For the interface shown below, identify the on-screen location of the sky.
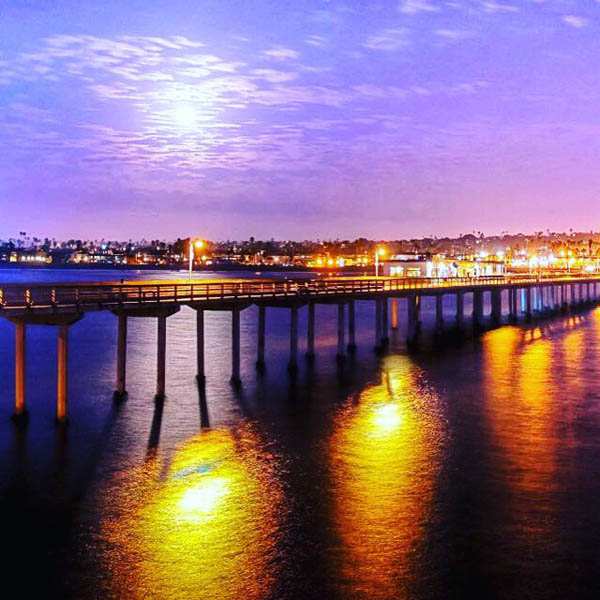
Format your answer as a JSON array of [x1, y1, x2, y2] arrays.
[[1, 0, 600, 241]]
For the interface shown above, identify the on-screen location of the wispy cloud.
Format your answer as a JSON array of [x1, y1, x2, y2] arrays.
[[305, 35, 327, 48], [364, 28, 410, 51], [481, 1, 519, 13], [262, 47, 300, 60], [435, 29, 473, 41], [251, 68, 298, 83], [562, 15, 588, 28], [398, 0, 439, 15]]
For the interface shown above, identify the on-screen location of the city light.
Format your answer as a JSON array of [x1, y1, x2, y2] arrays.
[[5, 233, 600, 277]]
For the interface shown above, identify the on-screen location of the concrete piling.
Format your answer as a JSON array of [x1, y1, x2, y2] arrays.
[[56, 324, 69, 423], [256, 305, 266, 371]]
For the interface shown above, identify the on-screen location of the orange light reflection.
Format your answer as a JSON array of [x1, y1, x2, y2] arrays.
[[329, 356, 444, 599]]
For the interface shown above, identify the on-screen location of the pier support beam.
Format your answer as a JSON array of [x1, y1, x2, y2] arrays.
[[306, 303, 315, 360], [347, 300, 356, 353], [156, 315, 167, 399], [196, 309, 205, 382], [231, 307, 241, 385], [381, 298, 389, 345], [391, 298, 399, 330], [560, 284, 567, 311], [435, 294, 444, 332], [525, 287, 532, 322], [491, 289, 502, 325], [337, 303, 346, 361], [473, 290, 484, 329], [456, 292, 464, 330], [13, 321, 27, 422], [407, 295, 420, 347], [374, 298, 383, 351], [288, 305, 299, 374], [56, 324, 69, 423], [508, 288, 517, 322], [256, 306, 266, 371], [114, 314, 128, 400]]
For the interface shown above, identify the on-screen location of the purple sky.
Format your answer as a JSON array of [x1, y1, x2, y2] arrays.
[[1, 0, 600, 240]]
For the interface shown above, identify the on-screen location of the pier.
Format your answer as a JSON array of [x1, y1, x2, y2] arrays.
[[1, 274, 600, 423]]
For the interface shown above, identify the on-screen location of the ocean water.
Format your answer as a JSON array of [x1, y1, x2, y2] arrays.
[[1, 268, 600, 599]]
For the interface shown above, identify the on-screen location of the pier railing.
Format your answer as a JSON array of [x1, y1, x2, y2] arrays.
[[1, 273, 600, 313]]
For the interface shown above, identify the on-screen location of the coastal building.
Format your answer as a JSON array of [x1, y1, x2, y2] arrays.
[[382, 254, 505, 278]]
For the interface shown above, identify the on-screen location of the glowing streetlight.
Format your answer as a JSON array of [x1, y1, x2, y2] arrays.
[[375, 247, 386, 277], [189, 239, 205, 280]]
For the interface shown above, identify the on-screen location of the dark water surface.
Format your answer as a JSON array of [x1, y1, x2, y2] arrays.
[[2, 268, 600, 599]]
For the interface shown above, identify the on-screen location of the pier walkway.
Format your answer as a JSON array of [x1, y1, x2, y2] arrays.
[[2, 273, 600, 423]]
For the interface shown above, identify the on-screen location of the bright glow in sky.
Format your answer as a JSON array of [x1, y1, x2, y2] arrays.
[[1, 0, 600, 239]]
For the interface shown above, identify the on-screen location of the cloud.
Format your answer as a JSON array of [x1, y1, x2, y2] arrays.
[[562, 15, 588, 28], [398, 0, 439, 15], [262, 47, 300, 60], [364, 28, 410, 51], [435, 29, 473, 41], [481, 2, 519, 13], [251, 68, 298, 83], [305, 35, 327, 48], [0, 25, 493, 212]]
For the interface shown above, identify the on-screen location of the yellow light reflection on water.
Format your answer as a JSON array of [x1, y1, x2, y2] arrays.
[[329, 356, 444, 599], [371, 402, 403, 434], [100, 425, 282, 600], [482, 326, 559, 542], [177, 476, 230, 522]]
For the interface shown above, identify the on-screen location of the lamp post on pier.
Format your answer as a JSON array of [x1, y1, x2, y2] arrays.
[[188, 239, 205, 280], [375, 247, 386, 278]]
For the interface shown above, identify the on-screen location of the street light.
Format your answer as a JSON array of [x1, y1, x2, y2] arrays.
[[375, 247, 385, 277], [189, 239, 205, 280]]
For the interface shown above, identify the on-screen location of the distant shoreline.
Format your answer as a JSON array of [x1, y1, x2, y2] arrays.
[[0, 262, 370, 275]]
